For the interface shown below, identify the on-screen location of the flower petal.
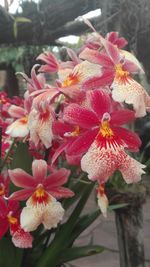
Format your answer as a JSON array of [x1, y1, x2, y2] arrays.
[[47, 187, 74, 199], [8, 105, 25, 118], [44, 168, 70, 188], [81, 141, 118, 182], [66, 129, 98, 156], [82, 71, 114, 91], [8, 169, 36, 188], [103, 40, 120, 64], [42, 200, 64, 229], [20, 206, 42, 232], [32, 160, 47, 183], [110, 109, 135, 125], [9, 189, 34, 201], [63, 104, 99, 128], [0, 197, 7, 217], [0, 219, 9, 238], [111, 78, 150, 117], [79, 48, 113, 67], [113, 127, 141, 152], [6, 119, 29, 138], [51, 142, 70, 165], [52, 121, 73, 137], [119, 155, 145, 183], [12, 227, 33, 248], [87, 90, 111, 118]]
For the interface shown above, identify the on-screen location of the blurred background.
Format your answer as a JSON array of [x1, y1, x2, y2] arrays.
[[0, 0, 150, 96]]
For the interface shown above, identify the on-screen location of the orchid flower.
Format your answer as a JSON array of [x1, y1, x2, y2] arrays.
[[79, 40, 149, 117], [0, 198, 33, 248], [28, 101, 55, 148], [6, 104, 29, 138], [63, 90, 145, 183], [8, 159, 74, 232]]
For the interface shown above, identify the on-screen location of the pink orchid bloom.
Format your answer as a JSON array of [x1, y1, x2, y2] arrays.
[[52, 120, 85, 165], [106, 31, 128, 48], [8, 159, 74, 232], [63, 90, 145, 183], [0, 198, 33, 248], [37, 48, 80, 74], [6, 104, 29, 138], [80, 40, 150, 117], [57, 60, 102, 100], [37, 51, 59, 73], [28, 102, 55, 148]]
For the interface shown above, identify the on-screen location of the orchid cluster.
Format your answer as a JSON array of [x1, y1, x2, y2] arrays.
[[0, 28, 149, 252]]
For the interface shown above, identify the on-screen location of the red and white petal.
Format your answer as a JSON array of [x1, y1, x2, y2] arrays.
[[87, 89, 111, 118], [82, 71, 114, 91], [28, 109, 54, 148], [32, 160, 47, 183], [113, 127, 141, 152], [42, 199, 64, 229], [8, 169, 36, 188], [103, 40, 121, 64], [6, 119, 29, 138], [111, 78, 150, 117], [8, 105, 25, 118], [63, 104, 99, 129], [12, 227, 33, 248], [97, 192, 109, 218], [81, 141, 119, 182], [120, 50, 144, 74], [119, 153, 145, 183], [79, 48, 113, 67], [73, 60, 102, 82]]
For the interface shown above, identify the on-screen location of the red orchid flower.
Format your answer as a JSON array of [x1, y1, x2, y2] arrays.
[[80, 40, 150, 117], [63, 89, 145, 183], [0, 198, 33, 248], [8, 159, 74, 232]]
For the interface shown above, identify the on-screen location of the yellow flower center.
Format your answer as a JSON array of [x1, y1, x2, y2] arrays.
[[35, 186, 45, 198], [71, 125, 80, 136], [0, 183, 5, 196], [62, 73, 80, 87], [7, 214, 18, 224], [115, 64, 129, 81], [32, 185, 50, 204], [20, 116, 28, 124], [100, 120, 113, 138]]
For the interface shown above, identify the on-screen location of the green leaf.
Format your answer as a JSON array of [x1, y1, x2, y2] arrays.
[[67, 209, 100, 246], [13, 21, 18, 39], [13, 17, 32, 38], [0, 238, 23, 267], [36, 182, 95, 267], [11, 142, 33, 173], [15, 17, 32, 23], [108, 203, 128, 211], [58, 245, 105, 264]]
